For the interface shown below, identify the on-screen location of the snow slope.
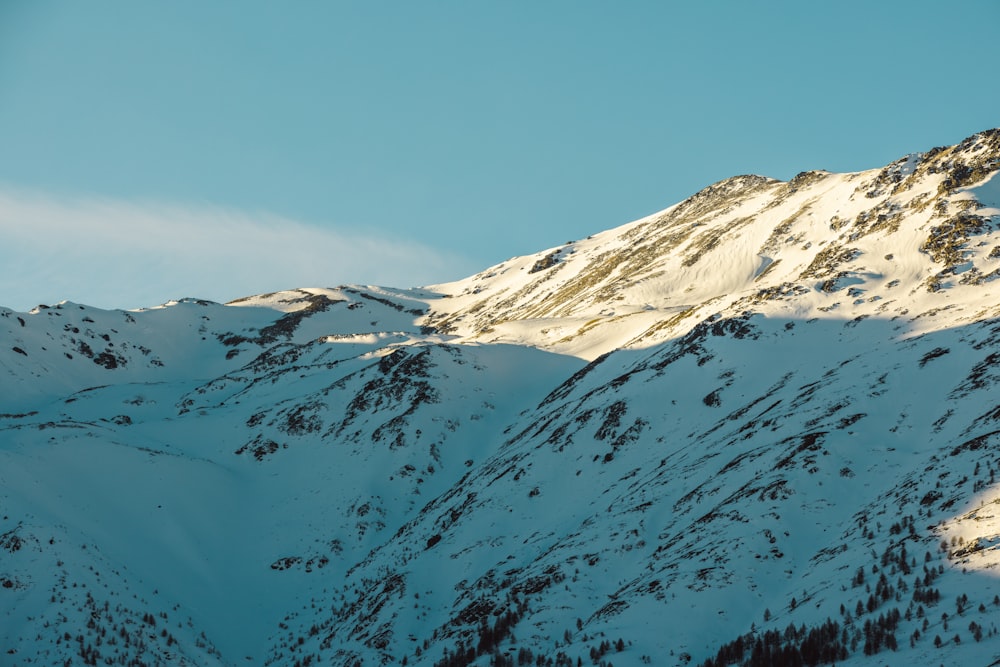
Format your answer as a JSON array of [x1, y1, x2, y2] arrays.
[[3, 129, 1000, 666]]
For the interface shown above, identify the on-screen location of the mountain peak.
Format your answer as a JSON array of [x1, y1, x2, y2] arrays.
[[677, 172, 783, 205], [420, 129, 1000, 360]]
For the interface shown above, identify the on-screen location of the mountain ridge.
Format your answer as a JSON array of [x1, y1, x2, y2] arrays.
[[3, 129, 1000, 666]]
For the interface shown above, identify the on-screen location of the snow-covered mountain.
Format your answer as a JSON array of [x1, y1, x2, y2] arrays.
[[3, 129, 1000, 667]]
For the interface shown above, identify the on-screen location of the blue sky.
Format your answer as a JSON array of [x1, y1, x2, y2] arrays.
[[1, 1, 998, 311]]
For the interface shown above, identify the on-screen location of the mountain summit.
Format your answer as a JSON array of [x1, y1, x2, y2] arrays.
[[3, 130, 1000, 666]]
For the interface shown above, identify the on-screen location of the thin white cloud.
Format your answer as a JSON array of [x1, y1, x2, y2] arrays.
[[0, 187, 478, 312]]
